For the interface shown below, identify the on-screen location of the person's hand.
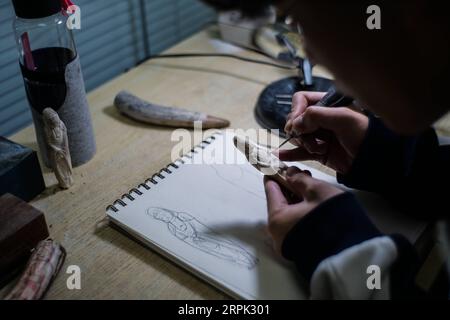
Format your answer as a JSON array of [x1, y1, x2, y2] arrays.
[[282, 91, 369, 174], [264, 167, 344, 254]]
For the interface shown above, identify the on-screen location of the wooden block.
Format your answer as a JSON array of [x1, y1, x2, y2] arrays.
[[0, 194, 49, 287]]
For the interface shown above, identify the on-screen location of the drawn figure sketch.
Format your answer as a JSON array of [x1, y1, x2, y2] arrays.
[[147, 207, 259, 269], [42, 108, 73, 189]]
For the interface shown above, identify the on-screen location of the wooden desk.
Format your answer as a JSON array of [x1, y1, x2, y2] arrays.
[[4, 28, 450, 300]]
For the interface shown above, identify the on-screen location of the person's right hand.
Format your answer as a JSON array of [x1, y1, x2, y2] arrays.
[[281, 91, 369, 174]]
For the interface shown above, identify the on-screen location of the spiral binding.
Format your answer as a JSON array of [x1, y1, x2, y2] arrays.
[[106, 133, 220, 213]]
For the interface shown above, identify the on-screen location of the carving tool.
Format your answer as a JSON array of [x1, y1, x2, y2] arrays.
[[278, 86, 354, 148]]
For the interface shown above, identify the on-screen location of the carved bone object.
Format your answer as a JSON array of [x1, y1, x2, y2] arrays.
[[233, 135, 294, 192], [6, 240, 66, 300], [114, 91, 230, 129], [42, 108, 74, 189]]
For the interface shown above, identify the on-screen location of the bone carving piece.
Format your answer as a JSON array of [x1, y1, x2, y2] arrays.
[[233, 136, 293, 192], [43, 108, 74, 189], [114, 91, 230, 129], [6, 240, 66, 300]]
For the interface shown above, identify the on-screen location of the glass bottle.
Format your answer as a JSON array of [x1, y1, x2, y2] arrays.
[[12, 0, 96, 167]]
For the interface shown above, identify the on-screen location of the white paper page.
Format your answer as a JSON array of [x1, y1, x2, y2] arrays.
[[107, 131, 426, 300]]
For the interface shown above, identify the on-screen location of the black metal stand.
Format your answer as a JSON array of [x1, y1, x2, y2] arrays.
[[255, 76, 334, 137]]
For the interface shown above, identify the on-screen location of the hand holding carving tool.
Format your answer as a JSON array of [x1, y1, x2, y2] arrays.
[[278, 86, 354, 149]]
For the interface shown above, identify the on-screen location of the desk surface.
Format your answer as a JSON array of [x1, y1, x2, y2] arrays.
[[5, 28, 450, 300]]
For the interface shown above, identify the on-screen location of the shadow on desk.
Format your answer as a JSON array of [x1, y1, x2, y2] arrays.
[[94, 220, 228, 299], [34, 184, 66, 201]]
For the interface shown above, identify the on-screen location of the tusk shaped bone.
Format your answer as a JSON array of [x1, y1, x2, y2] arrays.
[[114, 91, 230, 129]]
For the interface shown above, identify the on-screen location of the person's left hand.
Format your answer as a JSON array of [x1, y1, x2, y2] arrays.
[[264, 167, 344, 254]]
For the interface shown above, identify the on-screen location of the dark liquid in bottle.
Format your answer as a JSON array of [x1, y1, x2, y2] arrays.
[[20, 47, 76, 114]]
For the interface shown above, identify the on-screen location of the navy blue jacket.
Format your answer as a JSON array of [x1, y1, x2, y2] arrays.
[[282, 114, 450, 299]]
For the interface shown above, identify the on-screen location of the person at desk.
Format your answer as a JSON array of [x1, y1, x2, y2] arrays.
[[262, 0, 450, 299]]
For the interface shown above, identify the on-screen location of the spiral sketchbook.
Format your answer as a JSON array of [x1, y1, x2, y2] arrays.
[[106, 131, 426, 300]]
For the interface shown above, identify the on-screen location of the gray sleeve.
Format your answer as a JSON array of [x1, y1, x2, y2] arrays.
[[310, 236, 397, 300]]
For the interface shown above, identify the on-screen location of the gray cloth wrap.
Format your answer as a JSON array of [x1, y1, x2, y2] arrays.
[[31, 55, 96, 168]]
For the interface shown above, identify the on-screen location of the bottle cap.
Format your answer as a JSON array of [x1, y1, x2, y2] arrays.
[[12, 0, 62, 19]]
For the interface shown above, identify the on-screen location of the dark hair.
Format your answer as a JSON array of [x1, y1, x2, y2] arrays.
[[201, 0, 273, 17]]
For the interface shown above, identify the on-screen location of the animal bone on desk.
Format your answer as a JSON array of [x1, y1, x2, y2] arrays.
[[233, 136, 294, 192], [6, 240, 66, 300], [114, 91, 230, 129], [42, 108, 74, 189]]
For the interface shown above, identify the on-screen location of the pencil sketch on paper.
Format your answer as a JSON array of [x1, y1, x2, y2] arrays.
[[210, 165, 265, 200], [146, 207, 259, 269]]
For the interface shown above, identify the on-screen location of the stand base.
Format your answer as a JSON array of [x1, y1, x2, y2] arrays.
[[255, 76, 333, 137]]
